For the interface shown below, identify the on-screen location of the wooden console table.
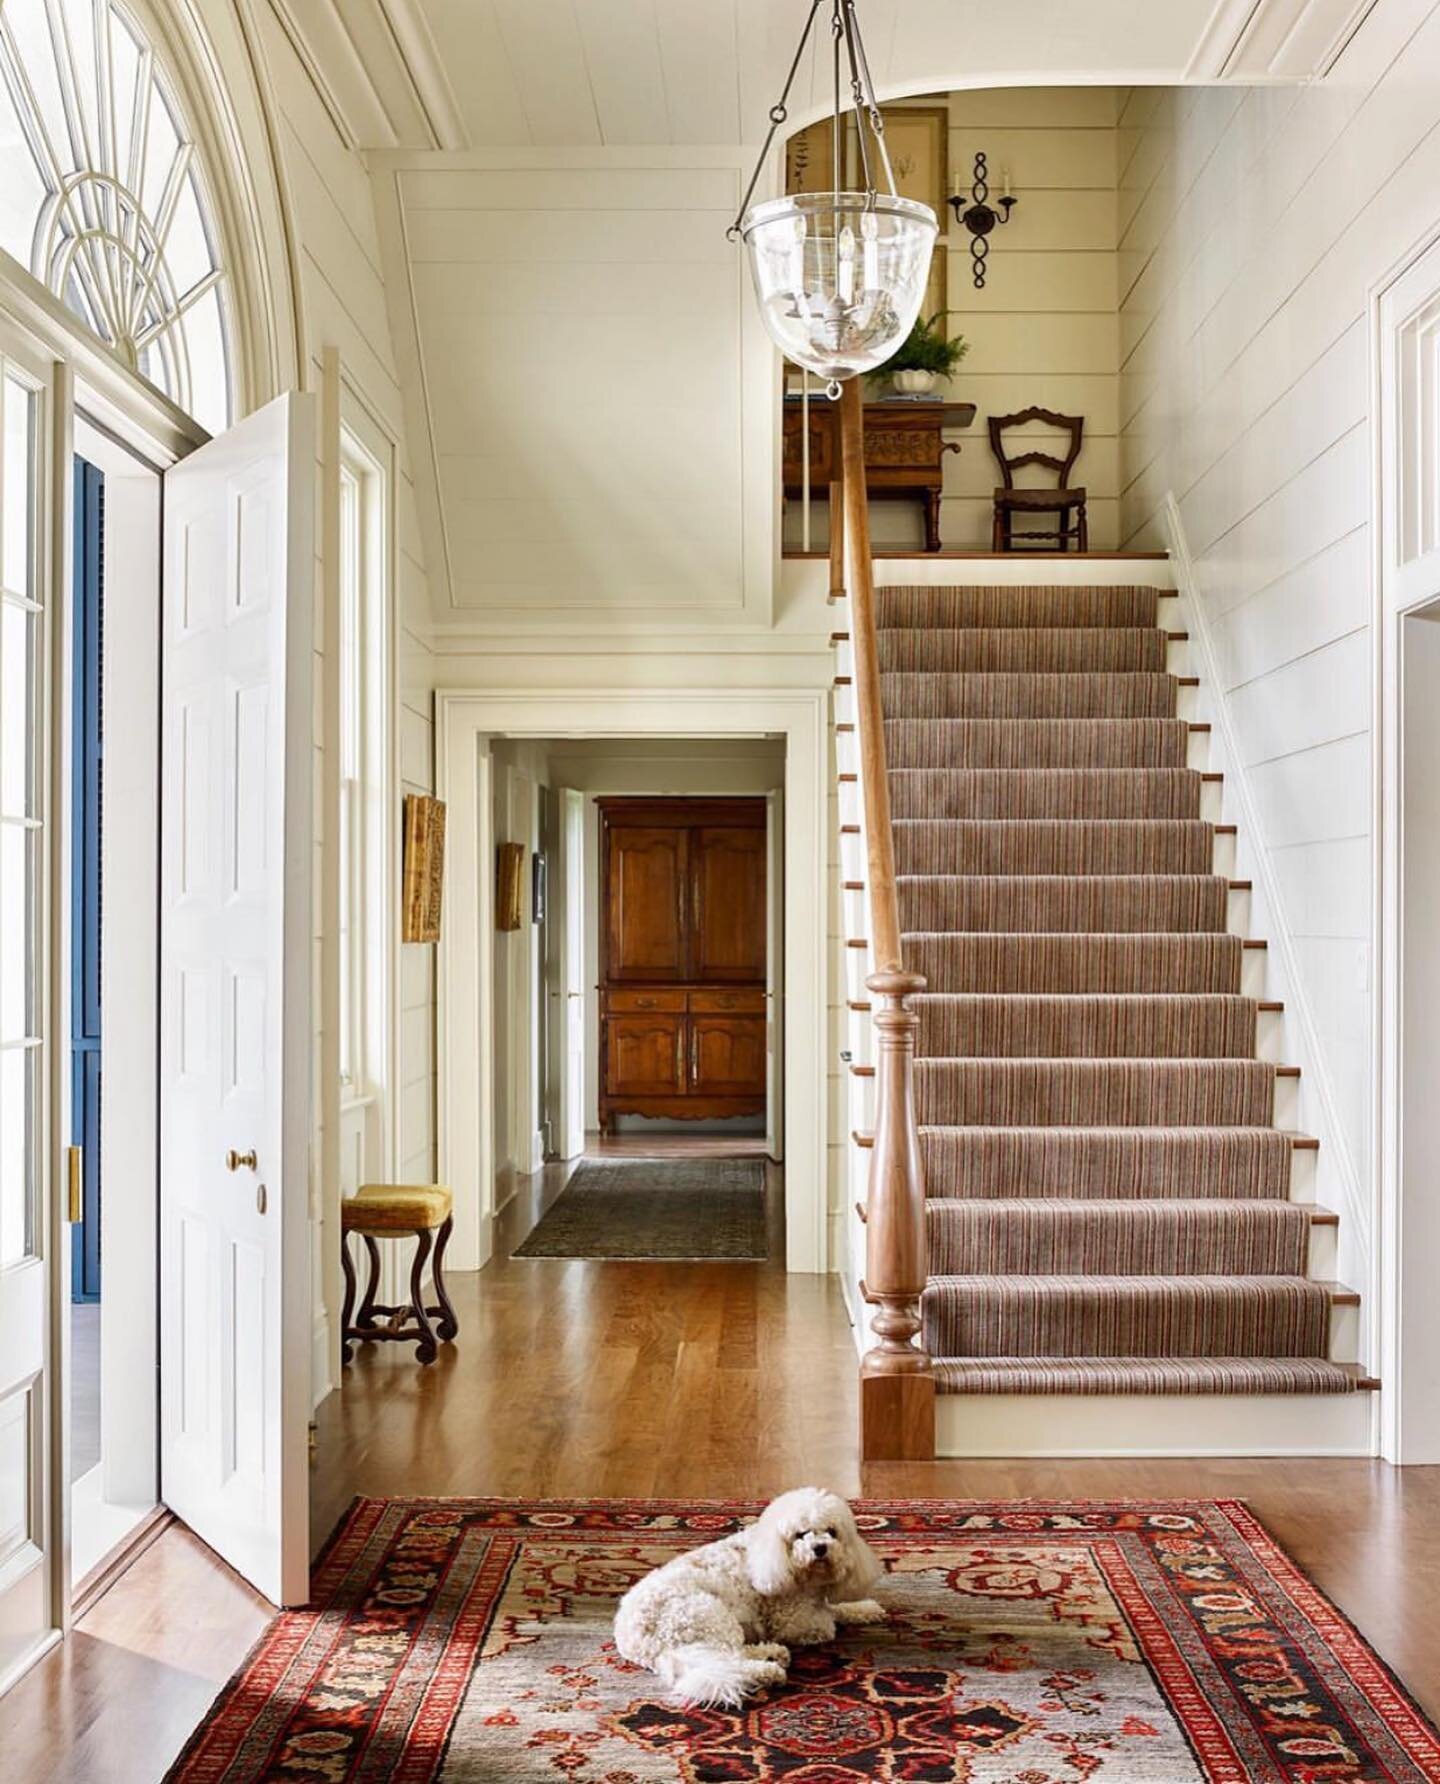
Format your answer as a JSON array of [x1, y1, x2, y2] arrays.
[[783, 395, 977, 552]]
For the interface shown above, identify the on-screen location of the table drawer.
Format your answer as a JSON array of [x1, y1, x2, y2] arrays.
[[689, 989, 766, 1014], [606, 988, 687, 1013]]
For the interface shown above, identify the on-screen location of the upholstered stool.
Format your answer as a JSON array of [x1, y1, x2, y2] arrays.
[[341, 1184, 459, 1365]]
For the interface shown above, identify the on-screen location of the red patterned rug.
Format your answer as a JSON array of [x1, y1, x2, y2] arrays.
[[166, 1497, 1440, 1782]]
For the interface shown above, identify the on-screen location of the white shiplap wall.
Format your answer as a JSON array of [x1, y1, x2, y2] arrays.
[[792, 87, 1122, 553], [253, 4, 441, 1394], [1117, 0, 1440, 1235]]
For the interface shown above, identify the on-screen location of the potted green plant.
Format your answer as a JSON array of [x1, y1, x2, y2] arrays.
[[884, 313, 969, 396]]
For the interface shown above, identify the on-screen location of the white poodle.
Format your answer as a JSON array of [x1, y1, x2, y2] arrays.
[[613, 1486, 886, 1707]]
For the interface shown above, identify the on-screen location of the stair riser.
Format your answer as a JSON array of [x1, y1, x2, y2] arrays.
[[875, 585, 1162, 629], [884, 718, 1193, 770], [881, 672, 1179, 720], [893, 820, 1215, 877], [886, 768, 1204, 821], [921, 1281, 1332, 1359], [896, 876, 1230, 934], [915, 996, 1258, 1060], [926, 1207, 1310, 1276], [902, 936, 1244, 996], [877, 629, 1168, 673], [934, 1392, 1373, 1458], [918, 1129, 1295, 1199], [913, 1061, 1276, 1127]]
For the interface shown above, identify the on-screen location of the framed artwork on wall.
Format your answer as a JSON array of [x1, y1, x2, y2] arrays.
[[496, 841, 525, 932], [402, 794, 446, 943], [784, 102, 949, 328]]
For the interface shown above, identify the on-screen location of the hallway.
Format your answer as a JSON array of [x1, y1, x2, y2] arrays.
[[6, 1156, 1440, 1780]]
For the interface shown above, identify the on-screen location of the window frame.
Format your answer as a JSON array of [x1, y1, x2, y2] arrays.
[[335, 400, 394, 1153], [0, 0, 236, 435]]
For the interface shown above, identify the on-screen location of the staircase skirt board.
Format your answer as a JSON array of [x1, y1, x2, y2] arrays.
[[848, 583, 1366, 1423]]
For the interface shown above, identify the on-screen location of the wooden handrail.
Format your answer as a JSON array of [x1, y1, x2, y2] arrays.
[[838, 377, 934, 1462]]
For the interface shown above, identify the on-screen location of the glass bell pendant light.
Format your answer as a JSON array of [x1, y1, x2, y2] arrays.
[[729, 0, 938, 397]]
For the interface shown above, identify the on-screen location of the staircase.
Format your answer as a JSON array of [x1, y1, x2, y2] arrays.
[[835, 571, 1377, 1458]]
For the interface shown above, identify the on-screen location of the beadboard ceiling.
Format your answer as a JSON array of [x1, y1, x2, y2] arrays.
[[407, 0, 1220, 148]]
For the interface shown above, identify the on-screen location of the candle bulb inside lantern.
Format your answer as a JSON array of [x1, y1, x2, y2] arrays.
[[837, 224, 856, 304], [861, 211, 879, 292]]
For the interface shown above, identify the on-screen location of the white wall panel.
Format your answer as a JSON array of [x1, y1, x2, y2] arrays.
[[1119, 0, 1440, 1246]]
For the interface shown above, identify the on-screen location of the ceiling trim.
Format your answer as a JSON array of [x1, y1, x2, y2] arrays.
[[1186, 0, 1381, 78], [263, 0, 467, 150]]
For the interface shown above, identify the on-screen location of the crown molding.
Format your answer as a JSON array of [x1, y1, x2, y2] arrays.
[[265, 0, 466, 150], [1187, 0, 1380, 78]]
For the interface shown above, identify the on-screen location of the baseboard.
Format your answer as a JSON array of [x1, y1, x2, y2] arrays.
[[1161, 491, 1374, 1350], [937, 1390, 1376, 1458], [71, 1504, 174, 1622], [311, 1311, 332, 1411]]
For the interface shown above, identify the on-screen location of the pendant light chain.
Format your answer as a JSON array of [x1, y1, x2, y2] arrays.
[[732, 0, 938, 388], [727, 0, 825, 240]]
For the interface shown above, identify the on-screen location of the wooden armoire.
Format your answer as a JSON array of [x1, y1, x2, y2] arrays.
[[598, 798, 768, 1131]]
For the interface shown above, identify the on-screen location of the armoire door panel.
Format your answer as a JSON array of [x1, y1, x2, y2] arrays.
[[690, 1016, 767, 1097], [606, 827, 688, 982], [606, 1014, 686, 1097], [690, 827, 767, 982]]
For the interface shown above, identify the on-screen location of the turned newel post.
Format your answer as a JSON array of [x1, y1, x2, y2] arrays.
[[864, 969, 929, 1358], [838, 378, 936, 1462], [861, 968, 934, 1458]]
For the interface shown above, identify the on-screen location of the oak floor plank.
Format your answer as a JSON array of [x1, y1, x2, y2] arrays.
[[5, 1149, 1439, 1780]]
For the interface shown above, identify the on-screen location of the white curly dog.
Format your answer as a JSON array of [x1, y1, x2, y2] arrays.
[[613, 1486, 886, 1707]]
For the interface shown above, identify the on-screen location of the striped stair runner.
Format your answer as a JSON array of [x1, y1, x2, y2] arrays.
[[868, 583, 1366, 1398]]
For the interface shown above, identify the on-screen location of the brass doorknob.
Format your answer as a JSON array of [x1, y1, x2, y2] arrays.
[[226, 1149, 258, 1172]]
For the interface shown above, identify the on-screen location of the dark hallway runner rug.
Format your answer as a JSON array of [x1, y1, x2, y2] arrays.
[[165, 1496, 1440, 1781], [513, 1157, 767, 1259]]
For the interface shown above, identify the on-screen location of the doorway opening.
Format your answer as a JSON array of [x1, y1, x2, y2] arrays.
[[485, 739, 786, 1261], [66, 414, 162, 1589]]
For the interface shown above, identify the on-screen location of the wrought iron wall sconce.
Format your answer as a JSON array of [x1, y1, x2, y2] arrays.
[[948, 152, 1017, 289]]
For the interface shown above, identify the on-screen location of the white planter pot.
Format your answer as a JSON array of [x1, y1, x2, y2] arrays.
[[892, 369, 938, 396]]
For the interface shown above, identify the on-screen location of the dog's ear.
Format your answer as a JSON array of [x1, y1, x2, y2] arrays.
[[833, 1507, 884, 1598], [745, 1509, 795, 1597]]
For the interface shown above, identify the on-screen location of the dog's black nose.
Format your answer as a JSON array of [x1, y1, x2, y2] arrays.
[[813, 1542, 829, 1557]]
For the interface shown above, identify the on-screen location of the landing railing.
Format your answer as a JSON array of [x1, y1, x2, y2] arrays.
[[837, 378, 934, 1460]]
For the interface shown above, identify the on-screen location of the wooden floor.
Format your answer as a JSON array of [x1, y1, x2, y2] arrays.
[[7, 1151, 1440, 1780]]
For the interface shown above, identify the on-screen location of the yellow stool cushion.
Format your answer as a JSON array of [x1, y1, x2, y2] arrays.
[[343, 1184, 453, 1234]]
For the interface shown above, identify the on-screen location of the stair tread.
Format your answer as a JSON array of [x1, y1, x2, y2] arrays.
[[931, 1356, 1374, 1395]]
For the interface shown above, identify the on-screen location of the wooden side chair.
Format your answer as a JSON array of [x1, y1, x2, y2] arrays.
[[989, 407, 1088, 552], [341, 1184, 459, 1366]]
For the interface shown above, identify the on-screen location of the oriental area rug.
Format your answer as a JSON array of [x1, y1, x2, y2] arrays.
[[165, 1497, 1440, 1783]]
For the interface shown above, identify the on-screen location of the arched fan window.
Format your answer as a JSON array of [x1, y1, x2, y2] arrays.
[[0, 0, 232, 433]]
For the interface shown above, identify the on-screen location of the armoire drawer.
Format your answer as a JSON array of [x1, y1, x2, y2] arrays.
[[688, 989, 766, 1014], [606, 988, 687, 1013]]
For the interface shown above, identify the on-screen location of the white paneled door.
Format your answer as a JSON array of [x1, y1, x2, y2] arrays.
[[0, 346, 55, 1692], [159, 394, 315, 1608]]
